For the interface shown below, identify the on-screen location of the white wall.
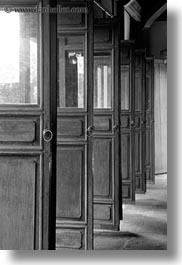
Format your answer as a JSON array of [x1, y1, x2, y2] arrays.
[[154, 60, 167, 174]]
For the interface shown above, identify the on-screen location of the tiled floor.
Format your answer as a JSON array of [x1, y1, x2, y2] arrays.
[[94, 175, 167, 250]]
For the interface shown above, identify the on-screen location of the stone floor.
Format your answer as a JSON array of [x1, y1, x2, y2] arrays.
[[94, 174, 167, 250]]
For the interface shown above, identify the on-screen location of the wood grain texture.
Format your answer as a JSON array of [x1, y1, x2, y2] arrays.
[[57, 116, 85, 139], [121, 133, 130, 180], [134, 50, 146, 194], [56, 1, 94, 250], [94, 116, 112, 132], [56, 146, 84, 220], [122, 184, 131, 199], [93, 138, 112, 198], [120, 42, 135, 202], [0, 119, 37, 143], [56, 229, 84, 249], [135, 131, 141, 173], [94, 204, 111, 221], [145, 58, 155, 183], [0, 157, 36, 250]]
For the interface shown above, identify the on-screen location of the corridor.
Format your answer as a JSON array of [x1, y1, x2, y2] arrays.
[[94, 175, 167, 250]]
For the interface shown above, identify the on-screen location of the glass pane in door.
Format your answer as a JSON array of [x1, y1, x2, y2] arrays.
[[0, 12, 39, 104], [121, 65, 130, 110], [58, 36, 85, 108], [94, 52, 112, 109]]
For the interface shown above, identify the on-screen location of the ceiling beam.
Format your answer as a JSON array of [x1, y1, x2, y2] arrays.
[[143, 3, 167, 29], [94, 0, 114, 18], [124, 0, 141, 22]]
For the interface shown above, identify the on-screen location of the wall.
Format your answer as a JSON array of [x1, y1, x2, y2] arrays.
[[147, 20, 167, 174], [154, 60, 167, 174], [148, 21, 167, 59]]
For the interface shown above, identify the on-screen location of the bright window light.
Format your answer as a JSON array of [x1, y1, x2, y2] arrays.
[[0, 12, 20, 83]]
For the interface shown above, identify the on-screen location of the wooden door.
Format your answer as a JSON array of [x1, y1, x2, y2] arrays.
[[93, 24, 120, 230], [146, 57, 155, 183], [0, 0, 56, 250], [56, 1, 94, 250], [134, 50, 146, 193], [120, 41, 135, 202]]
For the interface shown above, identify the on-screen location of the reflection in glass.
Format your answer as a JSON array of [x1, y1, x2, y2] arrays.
[[58, 36, 84, 108], [94, 53, 112, 109], [121, 65, 130, 110], [0, 12, 38, 104]]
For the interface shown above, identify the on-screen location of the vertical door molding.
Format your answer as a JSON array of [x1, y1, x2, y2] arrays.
[[120, 41, 135, 202], [134, 49, 146, 194], [145, 57, 155, 183]]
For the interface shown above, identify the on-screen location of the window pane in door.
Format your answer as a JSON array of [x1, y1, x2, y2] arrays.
[[94, 53, 112, 109], [58, 36, 85, 108], [121, 65, 130, 110], [0, 12, 39, 104]]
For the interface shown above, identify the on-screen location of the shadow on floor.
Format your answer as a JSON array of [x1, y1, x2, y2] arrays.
[[94, 175, 167, 250]]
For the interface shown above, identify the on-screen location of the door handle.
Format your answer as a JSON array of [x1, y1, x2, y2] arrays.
[[113, 124, 119, 133], [130, 120, 135, 127], [43, 128, 53, 142], [86, 126, 95, 137], [141, 120, 146, 126]]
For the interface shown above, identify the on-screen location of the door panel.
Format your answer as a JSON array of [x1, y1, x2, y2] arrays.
[[56, 1, 93, 250], [135, 131, 142, 174], [0, 1, 56, 250], [0, 115, 40, 146], [120, 41, 135, 202], [57, 115, 86, 140], [134, 50, 146, 193], [0, 155, 39, 249], [94, 204, 113, 222], [56, 145, 85, 220], [146, 58, 155, 183], [56, 228, 86, 250], [93, 25, 120, 230], [94, 138, 113, 198]]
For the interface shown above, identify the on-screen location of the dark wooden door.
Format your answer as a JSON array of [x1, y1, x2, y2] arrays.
[[0, 1, 56, 250], [134, 50, 146, 193], [93, 25, 120, 230], [56, 1, 94, 250], [146, 58, 155, 183], [120, 41, 135, 202]]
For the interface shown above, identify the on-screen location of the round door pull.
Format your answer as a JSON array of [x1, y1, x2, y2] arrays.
[[130, 120, 135, 126], [43, 129, 53, 142], [86, 126, 94, 137]]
